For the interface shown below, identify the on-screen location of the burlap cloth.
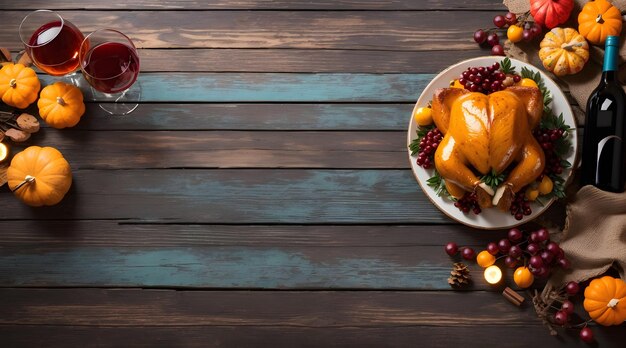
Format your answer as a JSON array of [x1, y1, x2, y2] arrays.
[[502, 0, 626, 332]]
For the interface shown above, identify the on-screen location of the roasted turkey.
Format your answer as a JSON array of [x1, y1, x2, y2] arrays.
[[431, 86, 545, 210]]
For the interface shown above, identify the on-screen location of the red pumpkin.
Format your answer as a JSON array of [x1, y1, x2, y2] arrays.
[[531, 0, 574, 29]]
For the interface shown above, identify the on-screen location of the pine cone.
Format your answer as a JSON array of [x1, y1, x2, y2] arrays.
[[448, 262, 471, 288]]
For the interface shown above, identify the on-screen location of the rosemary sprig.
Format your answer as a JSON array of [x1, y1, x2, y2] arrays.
[[481, 169, 507, 190], [427, 171, 450, 198], [500, 57, 515, 74]]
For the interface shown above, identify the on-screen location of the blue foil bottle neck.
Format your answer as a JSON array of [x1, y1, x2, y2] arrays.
[[603, 36, 619, 72]]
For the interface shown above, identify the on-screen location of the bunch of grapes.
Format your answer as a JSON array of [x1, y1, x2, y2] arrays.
[[453, 191, 481, 215], [534, 128, 566, 177], [491, 227, 571, 276], [551, 281, 595, 343], [458, 62, 521, 94], [509, 191, 532, 220], [416, 127, 442, 169], [473, 11, 542, 56]]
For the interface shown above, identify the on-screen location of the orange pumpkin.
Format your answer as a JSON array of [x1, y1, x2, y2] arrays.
[[578, 0, 622, 45], [539, 27, 589, 76], [0, 63, 41, 109], [584, 276, 626, 326], [7, 146, 72, 207], [37, 81, 85, 129]]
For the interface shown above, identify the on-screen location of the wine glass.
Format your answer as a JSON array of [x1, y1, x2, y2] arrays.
[[19, 10, 84, 77], [79, 29, 141, 115]]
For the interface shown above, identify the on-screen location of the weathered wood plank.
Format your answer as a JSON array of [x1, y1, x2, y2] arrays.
[[4, 325, 618, 348], [15, 130, 406, 169], [73, 104, 412, 131], [0, 289, 547, 326], [0, 0, 507, 10], [137, 49, 483, 73], [2, 289, 620, 348], [0, 11, 492, 50], [0, 221, 527, 289], [0, 170, 445, 223], [41, 73, 432, 103], [0, 245, 493, 289], [0, 221, 500, 247]]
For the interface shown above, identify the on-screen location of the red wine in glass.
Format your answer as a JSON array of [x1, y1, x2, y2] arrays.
[[82, 42, 140, 93], [26, 19, 84, 76]]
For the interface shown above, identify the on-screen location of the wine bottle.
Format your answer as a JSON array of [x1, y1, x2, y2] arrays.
[[581, 36, 626, 192]]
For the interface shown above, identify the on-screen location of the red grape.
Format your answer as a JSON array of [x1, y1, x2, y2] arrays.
[[529, 255, 544, 268], [530, 23, 542, 38], [505, 256, 518, 268], [566, 281, 580, 295], [522, 29, 532, 42], [540, 250, 554, 265], [487, 33, 499, 47], [493, 15, 506, 28], [561, 300, 574, 315], [487, 242, 499, 255], [445, 242, 459, 256], [530, 231, 539, 243], [498, 238, 511, 253], [554, 310, 568, 325], [504, 12, 517, 25], [509, 245, 522, 258], [462, 247, 476, 260], [491, 44, 505, 56], [579, 327, 594, 343], [527, 243, 540, 255], [546, 242, 560, 255], [508, 228, 523, 242], [558, 257, 571, 270], [536, 228, 549, 242], [474, 29, 487, 44]]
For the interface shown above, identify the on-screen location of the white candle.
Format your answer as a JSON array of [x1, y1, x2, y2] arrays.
[[0, 143, 8, 163], [484, 265, 502, 284]]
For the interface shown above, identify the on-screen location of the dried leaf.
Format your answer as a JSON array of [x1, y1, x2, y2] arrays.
[[0, 47, 11, 63], [5, 128, 30, 142], [16, 113, 40, 133]]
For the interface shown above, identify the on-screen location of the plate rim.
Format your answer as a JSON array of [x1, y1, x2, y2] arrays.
[[407, 56, 578, 230]]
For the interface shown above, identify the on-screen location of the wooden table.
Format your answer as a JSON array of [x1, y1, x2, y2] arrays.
[[1, 1, 625, 347]]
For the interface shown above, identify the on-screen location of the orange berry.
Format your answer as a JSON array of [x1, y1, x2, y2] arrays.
[[507, 25, 524, 43], [514, 266, 534, 288], [476, 250, 496, 268]]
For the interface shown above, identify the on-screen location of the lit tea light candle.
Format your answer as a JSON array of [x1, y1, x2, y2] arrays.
[[0, 142, 8, 163], [484, 265, 502, 284]]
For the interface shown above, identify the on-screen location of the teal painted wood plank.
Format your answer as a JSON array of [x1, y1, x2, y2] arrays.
[[41, 73, 432, 102], [0, 170, 447, 223], [72, 104, 413, 131], [0, 246, 488, 289]]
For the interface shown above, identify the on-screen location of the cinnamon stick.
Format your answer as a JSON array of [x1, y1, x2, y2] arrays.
[[503, 287, 525, 306]]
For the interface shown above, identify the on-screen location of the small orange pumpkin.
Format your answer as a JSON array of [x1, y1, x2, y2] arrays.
[[7, 146, 72, 207], [37, 81, 85, 129], [539, 27, 589, 76], [578, 0, 622, 46], [584, 275, 626, 326], [0, 63, 41, 109]]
